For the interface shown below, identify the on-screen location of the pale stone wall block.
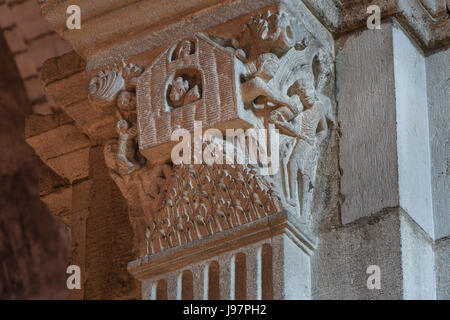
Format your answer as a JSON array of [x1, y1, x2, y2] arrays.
[[393, 24, 435, 238], [400, 211, 436, 299], [337, 22, 399, 224], [312, 209, 403, 299], [425, 48, 450, 240], [435, 237, 450, 299]]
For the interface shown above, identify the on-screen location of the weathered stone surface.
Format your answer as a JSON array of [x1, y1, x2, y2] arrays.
[[337, 22, 399, 224], [39, 160, 70, 197], [400, 210, 436, 299], [0, 31, 69, 299], [3, 27, 27, 54], [46, 147, 90, 183], [25, 112, 73, 139], [393, 24, 435, 237], [40, 51, 86, 86], [26, 124, 89, 159], [10, 0, 52, 41], [1, 0, 72, 117], [338, 18, 449, 239], [307, 0, 449, 51], [425, 48, 450, 240], [83, 146, 140, 299], [43, 72, 91, 109], [64, 100, 117, 143], [28, 33, 72, 70], [41, 186, 72, 226], [435, 236, 450, 299], [26, 124, 90, 182], [37, 0, 449, 73], [24, 77, 46, 103], [312, 209, 404, 300], [40, 0, 285, 61], [0, 3, 14, 29], [14, 52, 37, 79]]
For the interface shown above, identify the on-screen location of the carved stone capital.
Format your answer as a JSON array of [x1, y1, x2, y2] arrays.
[[92, 6, 336, 260]]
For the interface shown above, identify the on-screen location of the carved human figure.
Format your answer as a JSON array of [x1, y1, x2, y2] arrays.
[[272, 70, 335, 217], [118, 90, 136, 111], [176, 40, 195, 59], [116, 119, 140, 175], [169, 76, 201, 107], [117, 89, 137, 123]]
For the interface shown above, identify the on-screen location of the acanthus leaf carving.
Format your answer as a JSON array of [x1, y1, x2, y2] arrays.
[[104, 142, 283, 257]]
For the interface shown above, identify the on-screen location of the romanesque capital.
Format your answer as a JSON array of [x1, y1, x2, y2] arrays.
[[87, 7, 336, 260]]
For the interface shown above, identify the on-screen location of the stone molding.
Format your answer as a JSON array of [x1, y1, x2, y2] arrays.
[[37, 0, 449, 70], [127, 210, 316, 281]]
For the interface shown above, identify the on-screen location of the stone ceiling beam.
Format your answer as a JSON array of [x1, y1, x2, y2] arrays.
[[37, 0, 449, 71]]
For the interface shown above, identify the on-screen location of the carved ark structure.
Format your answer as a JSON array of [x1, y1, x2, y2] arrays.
[[28, 0, 449, 300]]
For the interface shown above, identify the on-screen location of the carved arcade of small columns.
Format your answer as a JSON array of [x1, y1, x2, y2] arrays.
[[143, 242, 277, 300]]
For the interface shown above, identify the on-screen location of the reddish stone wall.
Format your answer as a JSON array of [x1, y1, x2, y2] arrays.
[[83, 146, 140, 300], [0, 10, 70, 299], [0, 0, 71, 115]]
